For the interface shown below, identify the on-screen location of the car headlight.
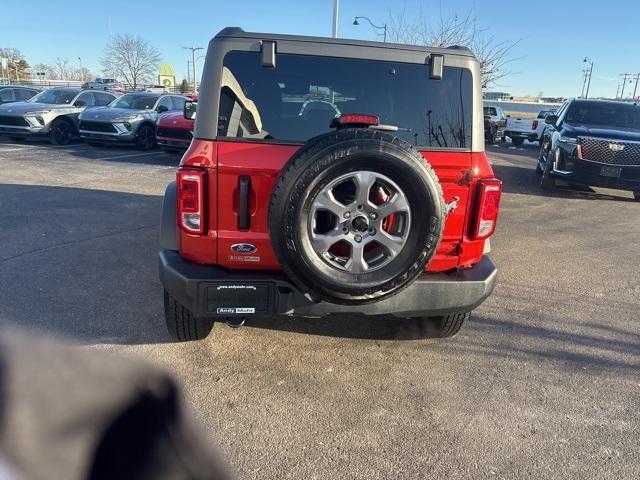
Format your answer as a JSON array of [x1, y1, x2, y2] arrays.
[[114, 114, 142, 122], [27, 110, 52, 115], [559, 136, 577, 143]]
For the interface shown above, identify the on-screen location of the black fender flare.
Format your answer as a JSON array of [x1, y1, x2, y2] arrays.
[[159, 181, 178, 250]]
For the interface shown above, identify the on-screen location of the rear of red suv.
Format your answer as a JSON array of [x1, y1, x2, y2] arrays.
[[159, 28, 501, 341]]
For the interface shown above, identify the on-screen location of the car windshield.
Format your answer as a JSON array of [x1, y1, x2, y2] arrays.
[[565, 102, 640, 129], [110, 94, 159, 110], [28, 89, 79, 105], [484, 107, 497, 115], [218, 51, 473, 148]]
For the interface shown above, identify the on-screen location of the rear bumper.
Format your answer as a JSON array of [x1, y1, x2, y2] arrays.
[[551, 157, 640, 191], [159, 250, 498, 319], [505, 130, 538, 141]]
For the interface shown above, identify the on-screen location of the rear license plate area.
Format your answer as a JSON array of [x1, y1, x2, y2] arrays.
[[600, 166, 621, 178], [203, 282, 273, 316]]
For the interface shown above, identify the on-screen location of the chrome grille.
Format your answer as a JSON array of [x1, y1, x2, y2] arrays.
[[578, 137, 640, 166]]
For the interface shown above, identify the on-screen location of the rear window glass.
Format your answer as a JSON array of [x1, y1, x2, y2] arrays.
[[218, 51, 473, 148], [565, 102, 640, 130], [483, 107, 497, 116]]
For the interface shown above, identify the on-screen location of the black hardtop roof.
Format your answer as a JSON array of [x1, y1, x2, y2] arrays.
[[214, 27, 474, 58], [570, 98, 640, 107]]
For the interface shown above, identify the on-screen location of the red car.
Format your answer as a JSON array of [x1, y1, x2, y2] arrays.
[[158, 28, 502, 342], [156, 110, 194, 153]]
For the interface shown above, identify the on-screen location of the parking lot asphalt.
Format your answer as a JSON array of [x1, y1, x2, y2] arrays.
[[0, 138, 638, 479]]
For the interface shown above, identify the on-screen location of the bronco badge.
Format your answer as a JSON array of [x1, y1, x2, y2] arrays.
[[231, 243, 257, 254]]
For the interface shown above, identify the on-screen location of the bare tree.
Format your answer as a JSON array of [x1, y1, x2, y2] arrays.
[[0, 48, 30, 82], [387, 8, 521, 89], [53, 57, 74, 80], [101, 34, 160, 89]]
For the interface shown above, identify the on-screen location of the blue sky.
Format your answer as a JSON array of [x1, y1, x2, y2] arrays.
[[1, 0, 638, 98]]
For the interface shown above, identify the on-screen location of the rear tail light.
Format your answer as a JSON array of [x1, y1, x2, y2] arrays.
[[177, 169, 205, 234], [473, 180, 502, 240], [532, 120, 539, 130]]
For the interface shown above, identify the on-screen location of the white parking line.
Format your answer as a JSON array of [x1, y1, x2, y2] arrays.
[[93, 152, 159, 160]]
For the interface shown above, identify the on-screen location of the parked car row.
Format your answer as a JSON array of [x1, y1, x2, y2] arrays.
[[0, 87, 194, 151], [484, 104, 558, 146]]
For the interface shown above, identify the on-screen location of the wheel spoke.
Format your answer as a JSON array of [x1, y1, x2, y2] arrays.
[[311, 229, 344, 254], [375, 231, 405, 257], [346, 241, 368, 273], [374, 192, 410, 218], [353, 171, 377, 207], [312, 190, 347, 218]]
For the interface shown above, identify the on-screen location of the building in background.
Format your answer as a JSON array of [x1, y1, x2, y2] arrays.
[[483, 91, 512, 101]]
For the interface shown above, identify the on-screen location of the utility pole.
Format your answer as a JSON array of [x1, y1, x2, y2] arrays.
[[182, 46, 204, 92], [582, 57, 594, 98], [580, 69, 589, 98], [616, 83, 621, 100], [78, 57, 82, 81], [632, 73, 640, 101], [332, 0, 339, 38], [619, 73, 631, 99]]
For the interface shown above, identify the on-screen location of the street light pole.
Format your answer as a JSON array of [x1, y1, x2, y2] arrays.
[[183, 46, 204, 92], [78, 57, 83, 81], [353, 16, 387, 42], [332, 0, 339, 38]]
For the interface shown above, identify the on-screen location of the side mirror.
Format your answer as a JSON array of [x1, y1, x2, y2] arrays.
[[545, 115, 558, 125], [184, 100, 197, 120], [74, 100, 87, 108], [156, 105, 169, 113]]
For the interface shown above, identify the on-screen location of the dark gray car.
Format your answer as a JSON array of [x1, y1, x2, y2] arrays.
[[0, 88, 118, 144], [0, 85, 41, 105], [78, 93, 187, 150]]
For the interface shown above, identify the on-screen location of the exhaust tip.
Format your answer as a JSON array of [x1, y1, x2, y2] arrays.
[[226, 316, 245, 329]]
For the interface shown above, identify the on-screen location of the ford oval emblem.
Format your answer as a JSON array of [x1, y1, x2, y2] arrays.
[[231, 243, 257, 254]]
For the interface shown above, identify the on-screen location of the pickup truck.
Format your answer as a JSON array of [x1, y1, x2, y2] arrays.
[[483, 105, 507, 143], [505, 109, 557, 146]]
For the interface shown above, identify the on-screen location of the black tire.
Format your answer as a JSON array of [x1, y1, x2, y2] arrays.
[[135, 124, 156, 151], [633, 191, 640, 202], [9, 136, 25, 142], [540, 149, 556, 189], [416, 311, 470, 338], [269, 128, 446, 305], [164, 290, 213, 342], [511, 137, 525, 147], [49, 117, 75, 145]]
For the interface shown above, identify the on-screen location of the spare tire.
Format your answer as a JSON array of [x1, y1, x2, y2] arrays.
[[269, 129, 446, 305]]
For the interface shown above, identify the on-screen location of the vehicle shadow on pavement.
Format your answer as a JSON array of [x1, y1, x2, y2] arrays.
[[243, 314, 451, 341], [245, 312, 639, 374], [0, 184, 172, 345], [492, 163, 636, 202]]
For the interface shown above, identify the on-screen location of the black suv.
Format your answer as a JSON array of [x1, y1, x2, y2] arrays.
[[538, 99, 640, 200]]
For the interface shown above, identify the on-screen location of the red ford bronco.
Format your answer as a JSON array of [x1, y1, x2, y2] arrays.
[[159, 28, 501, 341]]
